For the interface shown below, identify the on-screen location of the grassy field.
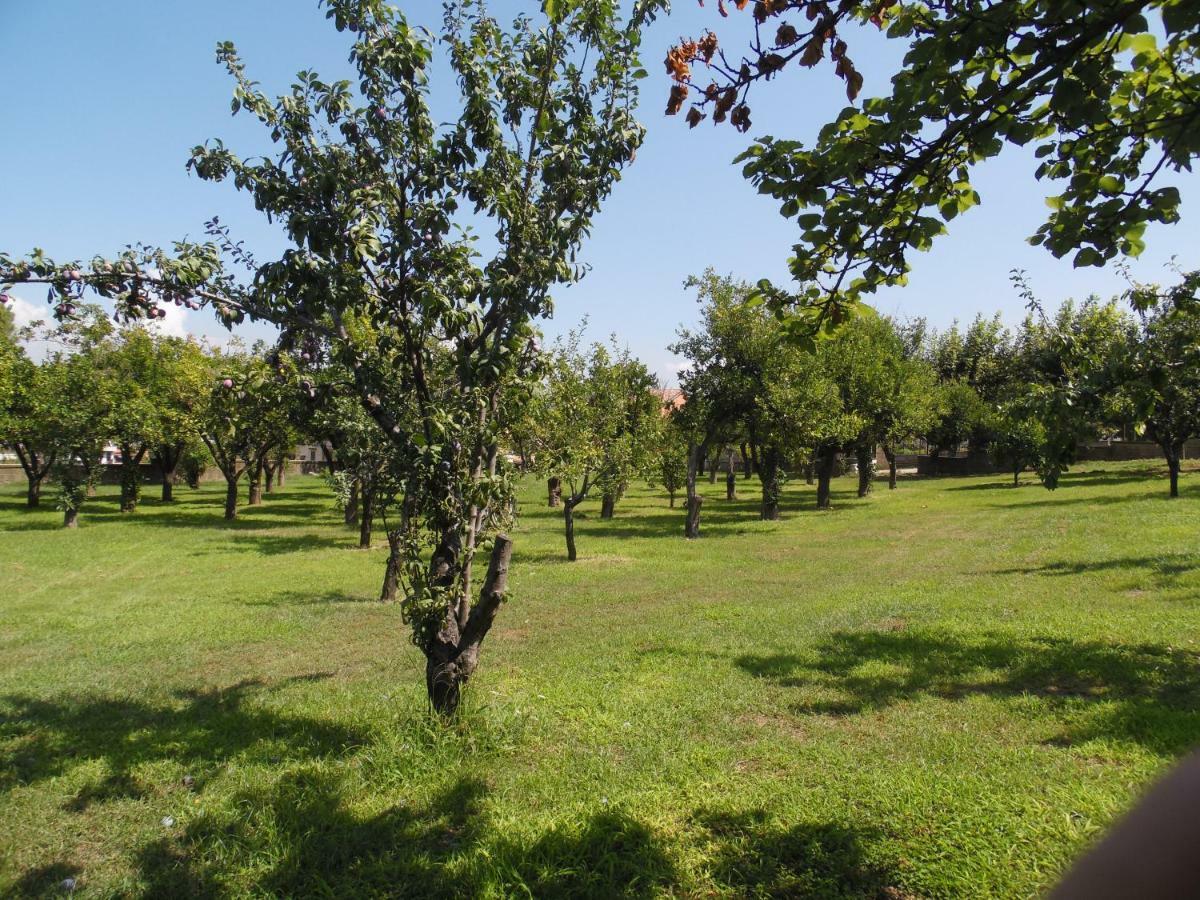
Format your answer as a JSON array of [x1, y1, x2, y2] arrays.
[[0, 461, 1198, 898]]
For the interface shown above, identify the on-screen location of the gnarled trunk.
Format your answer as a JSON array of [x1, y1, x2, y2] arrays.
[[63, 507, 78, 528], [855, 443, 875, 498], [380, 531, 402, 602], [600, 493, 615, 519], [760, 445, 781, 520], [816, 446, 837, 510], [725, 455, 737, 501], [547, 476, 561, 507], [741, 442, 752, 480], [423, 535, 513, 716], [344, 478, 359, 525], [708, 448, 720, 484]]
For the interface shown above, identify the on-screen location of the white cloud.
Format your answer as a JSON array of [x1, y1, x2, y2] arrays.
[[7, 294, 50, 330], [147, 302, 189, 338]]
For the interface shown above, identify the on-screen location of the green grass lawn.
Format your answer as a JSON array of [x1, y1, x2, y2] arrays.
[[1, 462, 1198, 898]]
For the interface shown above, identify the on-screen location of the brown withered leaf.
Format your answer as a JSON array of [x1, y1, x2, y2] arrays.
[[666, 83, 689, 115], [846, 68, 864, 102], [758, 53, 786, 75], [686, 107, 706, 128], [800, 37, 824, 67], [775, 22, 799, 47], [730, 103, 752, 133]]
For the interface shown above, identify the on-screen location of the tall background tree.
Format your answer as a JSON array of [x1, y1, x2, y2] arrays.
[[1118, 277, 1200, 497]]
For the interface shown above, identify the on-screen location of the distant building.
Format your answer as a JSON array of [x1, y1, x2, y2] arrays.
[[651, 387, 684, 416]]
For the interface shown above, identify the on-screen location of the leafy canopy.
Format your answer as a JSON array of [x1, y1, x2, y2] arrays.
[[666, 1, 1200, 334]]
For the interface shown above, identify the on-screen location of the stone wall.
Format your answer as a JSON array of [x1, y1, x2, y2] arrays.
[[1075, 440, 1200, 462]]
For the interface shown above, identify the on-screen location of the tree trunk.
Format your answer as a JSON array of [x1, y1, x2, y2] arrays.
[[63, 507, 78, 528], [424, 535, 513, 716], [158, 442, 179, 501], [264, 465, 276, 494], [883, 445, 897, 490], [600, 493, 615, 519], [816, 447, 837, 510], [321, 441, 338, 474], [359, 483, 374, 549], [1013, 467, 1021, 487], [668, 490, 676, 508], [804, 461, 815, 485], [547, 476, 561, 507], [344, 478, 359, 524], [224, 477, 239, 520], [856, 443, 875, 498], [564, 500, 578, 561], [380, 531, 401, 602], [726, 463, 737, 501], [760, 445, 781, 520], [1166, 445, 1182, 498], [741, 442, 752, 479], [708, 448, 720, 484], [16, 447, 50, 509], [685, 494, 703, 538], [748, 440, 759, 477], [247, 458, 264, 506], [119, 444, 145, 513], [685, 442, 704, 539], [276, 463, 286, 487]]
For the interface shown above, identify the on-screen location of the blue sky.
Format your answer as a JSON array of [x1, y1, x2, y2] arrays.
[[2, 2, 1196, 380]]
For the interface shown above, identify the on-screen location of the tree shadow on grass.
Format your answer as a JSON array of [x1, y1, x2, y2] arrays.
[[0, 674, 358, 801], [134, 770, 680, 898], [984, 485, 1189, 509], [516, 488, 865, 548], [945, 466, 1173, 493], [737, 631, 1200, 755], [243, 588, 377, 607], [132, 769, 901, 898], [695, 810, 901, 899], [195, 531, 352, 557], [6, 862, 83, 899], [994, 553, 1197, 588], [0, 493, 338, 533]]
